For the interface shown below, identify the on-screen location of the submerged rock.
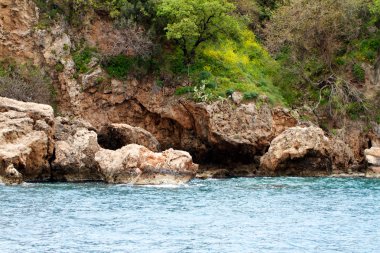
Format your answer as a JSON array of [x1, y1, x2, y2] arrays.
[[96, 144, 198, 185], [0, 97, 55, 183]]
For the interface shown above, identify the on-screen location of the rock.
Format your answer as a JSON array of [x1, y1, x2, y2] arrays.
[[0, 164, 23, 185], [364, 147, 380, 178], [260, 126, 333, 176], [231, 92, 243, 104], [364, 147, 380, 165], [0, 97, 54, 182], [0, 0, 42, 64], [43, 33, 72, 65], [330, 138, 355, 173], [366, 167, 380, 178], [98, 123, 161, 152], [81, 66, 104, 90], [95, 144, 198, 185], [51, 117, 102, 182]]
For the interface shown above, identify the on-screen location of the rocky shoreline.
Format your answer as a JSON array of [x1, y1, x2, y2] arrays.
[[1, 96, 379, 185]]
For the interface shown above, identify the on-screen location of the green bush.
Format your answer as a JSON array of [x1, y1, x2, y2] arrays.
[[243, 91, 259, 100], [175, 86, 194, 95], [72, 47, 97, 74], [55, 63, 64, 72], [102, 55, 136, 79], [353, 63, 365, 82]]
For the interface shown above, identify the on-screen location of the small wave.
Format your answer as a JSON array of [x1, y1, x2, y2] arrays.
[[114, 183, 189, 189]]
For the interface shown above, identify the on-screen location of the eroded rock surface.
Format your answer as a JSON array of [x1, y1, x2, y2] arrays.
[[0, 0, 42, 63], [51, 117, 101, 182], [96, 144, 198, 185], [260, 126, 345, 176], [0, 97, 54, 183], [0, 164, 23, 185], [365, 147, 380, 178], [98, 123, 160, 152]]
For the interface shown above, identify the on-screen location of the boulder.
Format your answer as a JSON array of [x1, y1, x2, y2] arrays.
[[98, 123, 161, 152], [364, 147, 380, 178], [51, 117, 102, 182], [95, 144, 198, 184], [0, 164, 23, 185], [260, 126, 333, 176], [0, 97, 55, 183]]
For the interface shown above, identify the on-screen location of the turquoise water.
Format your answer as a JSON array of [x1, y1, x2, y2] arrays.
[[1, 177, 380, 253]]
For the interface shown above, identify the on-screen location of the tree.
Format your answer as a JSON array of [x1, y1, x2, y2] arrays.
[[157, 0, 237, 65], [264, 0, 365, 66]]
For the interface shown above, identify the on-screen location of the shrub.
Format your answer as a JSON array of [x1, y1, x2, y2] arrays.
[[72, 47, 97, 74], [0, 62, 56, 106], [175, 86, 193, 95], [243, 91, 259, 100], [353, 63, 365, 82], [102, 55, 135, 79]]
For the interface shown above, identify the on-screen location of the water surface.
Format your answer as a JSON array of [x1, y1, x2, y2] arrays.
[[1, 177, 380, 252]]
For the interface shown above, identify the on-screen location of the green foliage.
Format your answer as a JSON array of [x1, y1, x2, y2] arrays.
[[102, 55, 136, 79], [346, 102, 366, 120], [55, 63, 64, 72], [157, 0, 238, 64], [243, 91, 259, 100], [192, 82, 212, 102], [225, 89, 235, 96], [175, 86, 193, 95], [102, 54, 157, 79], [195, 29, 283, 103], [34, 0, 157, 27], [72, 47, 97, 74], [353, 63, 365, 82]]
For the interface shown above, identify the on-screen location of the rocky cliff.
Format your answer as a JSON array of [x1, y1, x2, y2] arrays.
[[1, 0, 379, 183]]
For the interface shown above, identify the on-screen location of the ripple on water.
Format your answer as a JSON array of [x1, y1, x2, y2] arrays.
[[0, 177, 380, 253]]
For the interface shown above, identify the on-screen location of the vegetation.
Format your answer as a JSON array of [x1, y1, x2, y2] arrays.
[[30, 0, 380, 124], [0, 60, 56, 106], [157, 0, 238, 65]]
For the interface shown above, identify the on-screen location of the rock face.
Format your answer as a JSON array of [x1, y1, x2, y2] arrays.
[[0, 0, 42, 64], [52, 117, 197, 184], [364, 147, 380, 178], [260, 126, 335, 176], [51, 117, 102, 182], [98, 123, 160, 152], [96, 144, 198, 185], [0, 97, 55, 183], [73, 79, 298, 174]]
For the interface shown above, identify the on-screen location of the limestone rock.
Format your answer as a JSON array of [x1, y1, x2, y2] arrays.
[[0, 164, 23, 185], [365, 147, 380, 166], [98, 123, 161, 152], [95, 144, 198, 185], [231, 92, 243, 104], [260, 126, 333, 176], [0, 97, 54, 182], [51, 117, 101, 182], [0, 0, 42, 64], [364, 147, 380, 178], [366, 167, 380, 178], [43, 33, 72, 65]]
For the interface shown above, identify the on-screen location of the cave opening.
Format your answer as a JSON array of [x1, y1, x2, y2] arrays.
[[97, 127, 126, 150]]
